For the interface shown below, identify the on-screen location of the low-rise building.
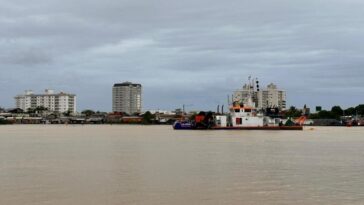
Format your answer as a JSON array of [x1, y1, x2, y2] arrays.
[[15, 89, 77, 113]]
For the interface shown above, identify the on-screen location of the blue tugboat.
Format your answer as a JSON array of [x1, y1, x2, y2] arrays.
[[173, 121, 194, 130]]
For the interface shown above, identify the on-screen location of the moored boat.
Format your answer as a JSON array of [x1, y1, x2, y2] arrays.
[[173, 77, 303, 131]]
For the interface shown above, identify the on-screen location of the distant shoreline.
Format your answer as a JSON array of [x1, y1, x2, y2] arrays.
[[1, 124, 363, 128]]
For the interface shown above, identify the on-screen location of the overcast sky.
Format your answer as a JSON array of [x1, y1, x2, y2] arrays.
[[1, 0, 364, 111]]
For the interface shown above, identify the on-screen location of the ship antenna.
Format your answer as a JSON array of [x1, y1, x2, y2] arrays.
[[245, 76, 255, 107]]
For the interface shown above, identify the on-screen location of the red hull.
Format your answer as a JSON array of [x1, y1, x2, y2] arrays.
[[211, 126, 303, 130]]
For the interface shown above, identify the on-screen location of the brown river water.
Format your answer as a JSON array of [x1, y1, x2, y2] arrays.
[[0, 125, 364, 205]]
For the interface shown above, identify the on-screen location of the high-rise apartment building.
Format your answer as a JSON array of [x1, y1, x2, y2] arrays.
[[233, 82, 286, 111], [257, 83, 286, 110], [15, 89, 76, 113], [112, 82, 142, 114]]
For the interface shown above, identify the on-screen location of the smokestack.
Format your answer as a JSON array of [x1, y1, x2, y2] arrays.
[[217, 105, 220, 114], [222, 105, 224, 114]]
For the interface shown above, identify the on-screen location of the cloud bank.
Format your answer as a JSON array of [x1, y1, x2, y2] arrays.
[[1, 0, 364, 111]]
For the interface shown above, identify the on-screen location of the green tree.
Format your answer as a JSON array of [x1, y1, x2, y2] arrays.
[[345, 107, 356, 116], [142, 111, 155, 124], [308, 113, 319, 119], [27, 108, 36, 114], [318, 110, 336, 119], [63, 109, 72, 117], [355, 104, 364, 116], [27, 106, 48, 114], [331, 106, 343, 118], [81, 109, 95, 117], [9, 108, 24, 114], [285, 106, 302, 118]]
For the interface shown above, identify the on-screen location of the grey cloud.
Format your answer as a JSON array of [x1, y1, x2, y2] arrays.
[[1, 48, 53, 66], [1, 0, 364, 110]]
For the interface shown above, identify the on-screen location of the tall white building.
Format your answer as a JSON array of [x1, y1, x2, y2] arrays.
[[233, 81, 286, 111], [257, 83, 286, 110], [112, 82, 142, 115], [15, 89, 76, 113]]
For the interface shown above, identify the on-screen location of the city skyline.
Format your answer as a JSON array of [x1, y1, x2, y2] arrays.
[[1, 0, 364, 111]]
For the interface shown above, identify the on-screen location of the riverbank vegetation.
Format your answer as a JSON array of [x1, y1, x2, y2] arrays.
[[285, 104, 364, 119]]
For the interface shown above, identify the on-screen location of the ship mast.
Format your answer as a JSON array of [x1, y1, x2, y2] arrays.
[[244, 76, 255, 108]]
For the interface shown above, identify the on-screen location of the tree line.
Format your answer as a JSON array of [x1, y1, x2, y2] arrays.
[[285, 104, 364, 119]]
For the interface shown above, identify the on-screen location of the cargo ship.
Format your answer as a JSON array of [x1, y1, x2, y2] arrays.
[[173, 77, 303, 131]]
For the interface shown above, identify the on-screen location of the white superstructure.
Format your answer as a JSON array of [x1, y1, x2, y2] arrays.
[[15, 89, 76, 113], [230, 80, 265, 127]]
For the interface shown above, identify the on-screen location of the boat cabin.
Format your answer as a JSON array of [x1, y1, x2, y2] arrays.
[[229, 105, 265, 127]]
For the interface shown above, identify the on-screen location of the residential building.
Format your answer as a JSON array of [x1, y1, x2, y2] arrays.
[[257, 83, 286, 110], [15, 89, 76, 113], [112, 82, 142, 114], [233, 81, 286, 111]]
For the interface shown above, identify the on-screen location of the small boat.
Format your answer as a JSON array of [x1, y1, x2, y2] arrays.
[[173, 121, 194, 130]]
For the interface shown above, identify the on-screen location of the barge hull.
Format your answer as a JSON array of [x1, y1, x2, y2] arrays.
[[211, 126, 303, 130], [173, 126, 303, 130]]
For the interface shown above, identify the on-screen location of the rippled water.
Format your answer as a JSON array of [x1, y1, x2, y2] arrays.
[[0, 125, 364, 205]]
